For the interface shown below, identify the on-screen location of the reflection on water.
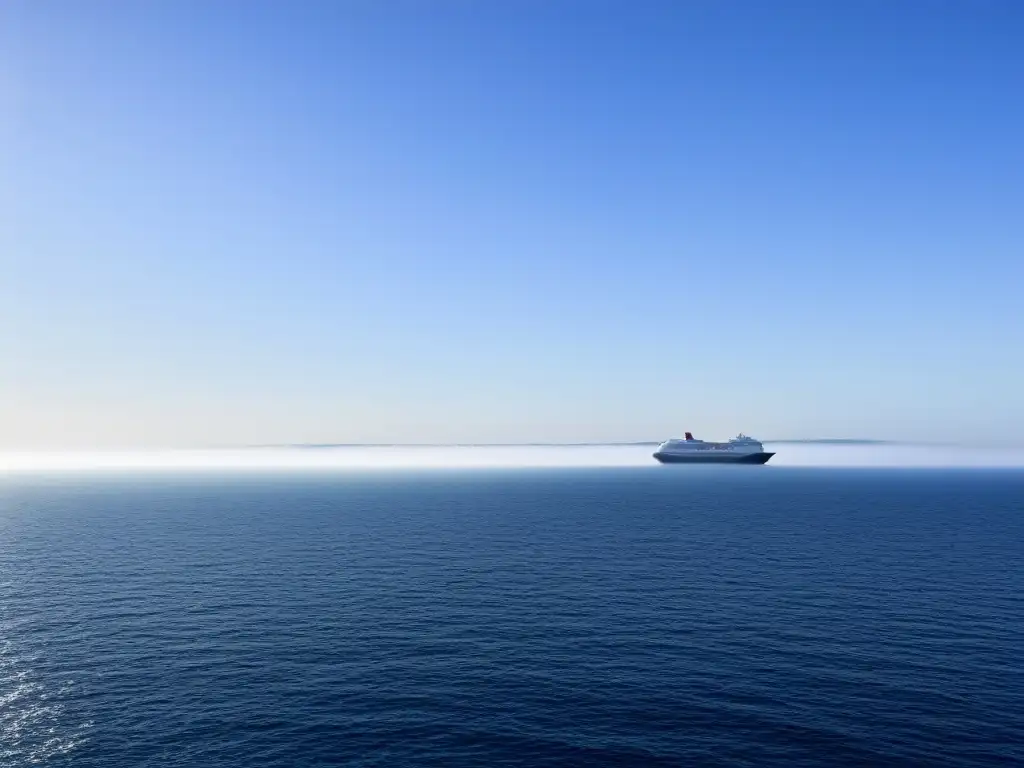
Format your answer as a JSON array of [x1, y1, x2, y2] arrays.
[[0, 639, 91, 763]]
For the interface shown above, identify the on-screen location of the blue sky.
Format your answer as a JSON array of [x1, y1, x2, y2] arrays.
[[2, 0, 1022, 448]]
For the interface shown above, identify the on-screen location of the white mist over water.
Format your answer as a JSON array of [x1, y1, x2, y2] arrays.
[[1, 443, 1024, 473]]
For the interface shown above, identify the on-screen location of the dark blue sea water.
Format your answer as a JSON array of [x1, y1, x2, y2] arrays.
[[1, 467, 1022, 766]]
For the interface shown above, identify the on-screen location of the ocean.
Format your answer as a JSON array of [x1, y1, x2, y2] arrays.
[[2, 449, 1023, 766]]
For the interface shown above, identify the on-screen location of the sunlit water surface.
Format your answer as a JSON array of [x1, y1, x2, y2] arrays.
[[1, 448, 1022, 766]]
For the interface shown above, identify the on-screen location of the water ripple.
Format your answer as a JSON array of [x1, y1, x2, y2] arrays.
[[0, 468, 1022, 766]]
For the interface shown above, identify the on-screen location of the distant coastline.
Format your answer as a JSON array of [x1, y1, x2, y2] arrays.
[[277, 442, 663, 449], [766, 439, 890, 445], [256, 439, 891, 449]]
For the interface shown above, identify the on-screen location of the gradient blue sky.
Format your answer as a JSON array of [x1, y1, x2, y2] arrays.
[[2, 0, 1022, 448]]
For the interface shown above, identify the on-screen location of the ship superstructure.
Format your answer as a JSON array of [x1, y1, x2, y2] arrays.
[[653, 433, 774, 464]]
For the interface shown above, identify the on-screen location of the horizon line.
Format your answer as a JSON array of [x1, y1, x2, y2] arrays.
[[240, 439, 892, 449]]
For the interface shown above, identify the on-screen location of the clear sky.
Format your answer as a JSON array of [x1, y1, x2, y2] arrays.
[[2, 0, 1022, 449]]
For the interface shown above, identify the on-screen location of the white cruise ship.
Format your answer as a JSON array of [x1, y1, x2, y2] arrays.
[[653, 432, 774, 464]]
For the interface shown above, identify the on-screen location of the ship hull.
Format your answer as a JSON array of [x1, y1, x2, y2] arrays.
[[653, 451, 774, 465]]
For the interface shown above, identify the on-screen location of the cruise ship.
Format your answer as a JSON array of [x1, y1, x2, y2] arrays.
[[653, 433, 775, 464]]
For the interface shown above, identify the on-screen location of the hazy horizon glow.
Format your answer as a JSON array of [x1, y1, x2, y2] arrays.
[[3, 443, 1024, 474]]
